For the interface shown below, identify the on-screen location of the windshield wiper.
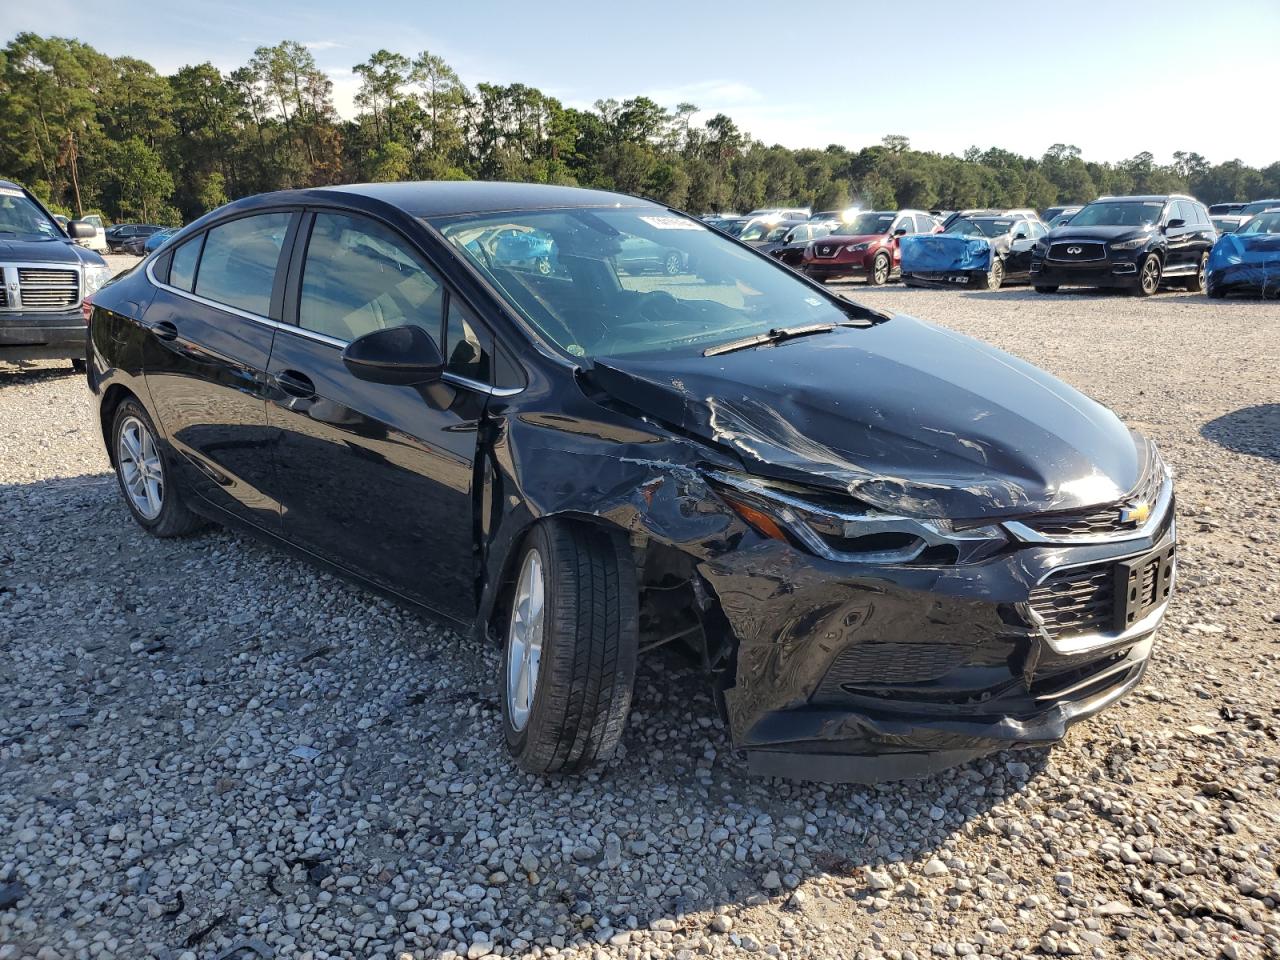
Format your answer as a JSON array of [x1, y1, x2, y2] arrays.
[[703, 323, 838, 357]]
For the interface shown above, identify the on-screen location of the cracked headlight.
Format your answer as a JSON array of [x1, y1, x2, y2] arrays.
[[708, 471, 1007, 565], [83, 263, 112, 295]]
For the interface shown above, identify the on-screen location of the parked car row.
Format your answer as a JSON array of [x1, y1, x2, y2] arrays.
[[715, 193, 1279, 299]]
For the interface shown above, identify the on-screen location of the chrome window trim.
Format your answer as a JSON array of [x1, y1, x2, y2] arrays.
[[0, 260, 84, 312], [144, 258, 524, 397], [1004, 470, 1173, 545]]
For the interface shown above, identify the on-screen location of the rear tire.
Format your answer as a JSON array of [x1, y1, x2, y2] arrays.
[[869, 252, 891, 286], [501, 520, 638, 775], [1034, 285, 1059, 294], [1206, 280, 1226, 299], [1134, 254, 1161, 297], [1183, 253, 1208, 292], [110, 398, 206, 537]]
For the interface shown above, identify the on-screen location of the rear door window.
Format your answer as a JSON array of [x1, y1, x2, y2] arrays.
[[194, 212, 292, 316]]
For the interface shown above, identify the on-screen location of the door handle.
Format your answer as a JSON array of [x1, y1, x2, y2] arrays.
[[150, 320, 178, 342], [275, 369, 316, 399]]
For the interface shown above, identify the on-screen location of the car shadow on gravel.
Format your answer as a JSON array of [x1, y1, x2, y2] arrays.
[[0, 363, 84, 385], [0, 471, 1056, 959], [1200, 404, 1280, 462]]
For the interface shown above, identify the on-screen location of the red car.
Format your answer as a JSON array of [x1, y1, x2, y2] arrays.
[[801, 209, 942, 285]]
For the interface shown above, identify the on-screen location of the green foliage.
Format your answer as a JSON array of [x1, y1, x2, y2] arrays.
[[1, 32, 1276, 226]]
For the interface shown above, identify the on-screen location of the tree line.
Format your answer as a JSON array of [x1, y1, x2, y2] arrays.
[[3, 32, 1278, 227]]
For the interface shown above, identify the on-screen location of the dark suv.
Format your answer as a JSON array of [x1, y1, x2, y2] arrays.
[[0, 179, 112, 369], [1030, 195, 1216, 296]]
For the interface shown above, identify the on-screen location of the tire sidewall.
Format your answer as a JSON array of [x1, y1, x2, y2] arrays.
[[1136, 254, 1161, 296], [870, 253, 890, 285], [501, 524, 552, 756], [989, 259, 1004, 290], [111, 400, 174, 532]]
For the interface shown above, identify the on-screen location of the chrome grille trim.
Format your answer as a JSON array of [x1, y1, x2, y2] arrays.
[[0, 261, 83, 312], [1005, 468, 1173, 545]]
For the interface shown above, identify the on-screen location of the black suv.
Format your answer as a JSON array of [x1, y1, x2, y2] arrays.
[[1030, 195, 1216, 296], [0, 179, 112, 368]]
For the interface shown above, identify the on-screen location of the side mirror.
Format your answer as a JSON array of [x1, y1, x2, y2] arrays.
[[67, 220, 97, 239], [1165, 218, 1186, 230], [893, 227, 908, 237], [1013, 230, 1029, 240], [342, 325, 444, 386]]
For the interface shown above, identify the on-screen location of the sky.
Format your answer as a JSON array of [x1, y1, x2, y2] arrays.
[[8, 0, 1280, 167]]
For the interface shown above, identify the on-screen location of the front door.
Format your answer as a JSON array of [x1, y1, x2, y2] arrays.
[[264, 210, 483, 620], [141, 210, 296, 529]]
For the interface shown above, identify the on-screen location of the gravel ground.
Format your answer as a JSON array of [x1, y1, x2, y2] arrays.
[[2, 271, 1279, 960]]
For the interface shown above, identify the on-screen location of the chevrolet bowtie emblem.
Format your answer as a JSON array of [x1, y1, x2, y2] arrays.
[[1119, 501, 1151, 524]]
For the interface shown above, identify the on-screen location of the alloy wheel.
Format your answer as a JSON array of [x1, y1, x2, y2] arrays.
[[506, 549, 546, 731], [664, 253, 681, 275], [1141, 257, 1160, 294], [117, 415, 164, 520], [874, 255, 889, 284]]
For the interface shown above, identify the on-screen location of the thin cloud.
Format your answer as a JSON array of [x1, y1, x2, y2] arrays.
[[304, 40, 344, 51]]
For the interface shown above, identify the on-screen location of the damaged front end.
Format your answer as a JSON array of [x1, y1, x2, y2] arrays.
[[479, 316, 1176, 783]]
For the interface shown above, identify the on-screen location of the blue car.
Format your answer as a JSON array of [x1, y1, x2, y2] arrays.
[[1207, 209, 1280, 298], [144, 229, 177, 254]]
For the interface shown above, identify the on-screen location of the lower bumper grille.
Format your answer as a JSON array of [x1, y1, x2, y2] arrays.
[[1029, 546, 1173, 643], [816, 643, 974, 693]]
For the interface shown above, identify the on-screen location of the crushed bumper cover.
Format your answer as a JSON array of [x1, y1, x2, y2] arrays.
[[698, 514, 1175, 783]]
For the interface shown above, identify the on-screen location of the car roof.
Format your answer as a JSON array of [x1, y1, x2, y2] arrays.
[[0, 178, 24, 192], [1092, 194, 1193, 203], [317, 181, 662, 217]]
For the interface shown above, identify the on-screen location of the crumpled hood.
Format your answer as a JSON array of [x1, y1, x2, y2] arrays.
[[0, 237, 89, 264], [900, 234, 993, 273], [589, 316, 1145, 519]]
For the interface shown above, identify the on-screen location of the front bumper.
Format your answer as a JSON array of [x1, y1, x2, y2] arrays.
[[1030, 256, 1139, 289], [802, 258, 871, 281], [698, 506, 1176, 783], [0, 308, 85, 361], [1206, 263, 1280, 298], [903, 270, 984, 288]]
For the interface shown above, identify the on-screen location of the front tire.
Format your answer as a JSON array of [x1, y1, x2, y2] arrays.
[[1134, 254, 1161, 297], [110, 399, 205, 537], [982, 259, 1005, 291], [501, 521, 638, 774], [1184, 253, 1208, 292], [869, 252, 891, 286]]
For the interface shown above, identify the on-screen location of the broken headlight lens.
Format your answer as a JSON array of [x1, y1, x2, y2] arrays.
[[707, 471, 1007, 565]]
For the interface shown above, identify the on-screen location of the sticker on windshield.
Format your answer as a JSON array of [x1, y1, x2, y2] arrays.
[[804, 297, 823, 306], [0, 187, 24, 198], [639, 216, 705, 231]]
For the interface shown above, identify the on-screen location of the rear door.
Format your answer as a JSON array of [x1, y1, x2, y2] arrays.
[[264, 208, 490, 619], [141, 209, 297, 530]]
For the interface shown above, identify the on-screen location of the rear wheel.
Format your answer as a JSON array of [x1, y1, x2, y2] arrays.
[[501, 521, 638, 774], [1134, 254, 1161, 296], [110, 399, 205, 537], [869, 252, 891, 286], [1034, 285, 1059, 294], [1183, 253, 1208, 292]]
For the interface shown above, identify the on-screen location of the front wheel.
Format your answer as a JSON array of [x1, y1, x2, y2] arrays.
[[501, 521, 638, 774], [663, 251, 682, 275], [1184, 253, 1208, 292], [110, 399, 205, 537], [1134, 254, 1161, 296], [869, 252, 891, 286], [982, 259, 1005, 291]]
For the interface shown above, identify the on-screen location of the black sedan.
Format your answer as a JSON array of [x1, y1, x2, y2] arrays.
[[106, 223, 164, 252], [86, 182, 1176, 783]]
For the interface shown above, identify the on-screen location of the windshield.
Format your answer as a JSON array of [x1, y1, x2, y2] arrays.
[[431, 207, 864, 359], [833, 212, 894, 236], [739, 221, 793, 242], [1069, 201, 1165, 228], [1240, 212, 1280, 235], [946, 219, 1015, 238], [0, 188, 62, 240]]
